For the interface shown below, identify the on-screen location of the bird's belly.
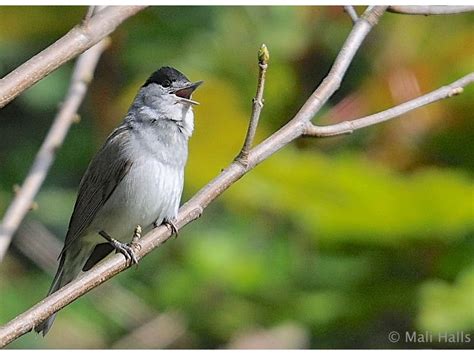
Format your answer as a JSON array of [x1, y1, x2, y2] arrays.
[[91, 159, 183, 243]]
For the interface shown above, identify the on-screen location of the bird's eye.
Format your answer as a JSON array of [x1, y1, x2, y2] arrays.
[[162, 79, 171, 87]]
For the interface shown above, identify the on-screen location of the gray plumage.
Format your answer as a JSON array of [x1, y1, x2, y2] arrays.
[[35, 67, 202, 335]]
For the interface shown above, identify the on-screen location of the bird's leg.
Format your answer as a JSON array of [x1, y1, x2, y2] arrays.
[[98, 229, 140, 265]]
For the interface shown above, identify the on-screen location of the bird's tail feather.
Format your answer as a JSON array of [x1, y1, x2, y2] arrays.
[[34, 253, 74, 336]]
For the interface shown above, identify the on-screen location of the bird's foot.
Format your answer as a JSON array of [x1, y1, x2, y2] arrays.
[[153, 218, 179, 238], [99, 229, 140, 266], [164, 218, 179, 238]]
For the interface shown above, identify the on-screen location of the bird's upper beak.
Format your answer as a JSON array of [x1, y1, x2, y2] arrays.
[[172, 80, 204, 105]]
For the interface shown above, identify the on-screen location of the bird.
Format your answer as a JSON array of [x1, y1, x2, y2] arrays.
[[34, 66, 203, 336]]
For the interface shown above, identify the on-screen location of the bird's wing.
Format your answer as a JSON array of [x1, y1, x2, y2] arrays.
[[59, 125, 133, 257]]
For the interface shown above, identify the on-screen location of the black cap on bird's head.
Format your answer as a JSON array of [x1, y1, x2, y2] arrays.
[[143, 66, 189, 87], [143, 66, 203, 105]]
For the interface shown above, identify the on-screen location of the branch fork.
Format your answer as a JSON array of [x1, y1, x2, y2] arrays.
[[303, 73, 474, 138]]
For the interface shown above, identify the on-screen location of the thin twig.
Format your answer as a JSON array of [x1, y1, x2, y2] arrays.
[[0, 7, 388, 347], [84, 6, 97, 21], [236, 44, 270, 166], [344, 6, 359, 23], [0, 34, 111, 261], [84, 5, 107, 22], [0, 6, 146, 109], [388, 6, 474, 15], [303, 73, 474, 137]]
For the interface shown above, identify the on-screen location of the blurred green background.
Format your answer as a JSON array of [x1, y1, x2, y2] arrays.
[[0, 6, 473, 349]]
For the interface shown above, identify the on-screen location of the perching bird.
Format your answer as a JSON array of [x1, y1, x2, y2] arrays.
[[35, 66, 203, 335]]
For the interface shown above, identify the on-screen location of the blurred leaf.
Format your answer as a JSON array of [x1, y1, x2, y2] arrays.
[[224, 150, 474, 245], [417, 266, 474, 333]]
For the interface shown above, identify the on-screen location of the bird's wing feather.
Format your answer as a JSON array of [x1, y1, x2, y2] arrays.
[[59, 125, 133, 257]]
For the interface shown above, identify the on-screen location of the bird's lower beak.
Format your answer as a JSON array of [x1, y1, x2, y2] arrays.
[[173, 80, 204, 105]]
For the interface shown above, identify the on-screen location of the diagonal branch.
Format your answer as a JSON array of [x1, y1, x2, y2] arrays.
[[0, 29, 110, 261], [388, 5, 474, 15], [0, 6, 146, 109], [303, 73, 474, 137], [0, 6, 388, 347]]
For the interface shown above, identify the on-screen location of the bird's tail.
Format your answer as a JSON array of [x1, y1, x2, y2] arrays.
[[34, 252, 78, 336]]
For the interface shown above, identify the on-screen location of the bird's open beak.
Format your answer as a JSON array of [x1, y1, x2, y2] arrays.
[[173, 80, 204, 105]]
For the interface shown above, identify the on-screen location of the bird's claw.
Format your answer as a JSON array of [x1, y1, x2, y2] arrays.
[[164, 218, 179, 238], [99, 229, 140, 266], [112, 240, 139, 265], [153, 218, 179, 238]]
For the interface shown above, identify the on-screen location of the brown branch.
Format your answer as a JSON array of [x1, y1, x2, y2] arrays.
[[303, 73, 474, 137], [236, 43, 270, 166], [0, 32, 111, 261], [388, 6, 474, 15], [0, 6, 146, 109], [0, 6, 388, 347]]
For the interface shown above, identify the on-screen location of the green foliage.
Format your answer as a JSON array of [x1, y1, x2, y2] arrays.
[[224, 150, 474, 245]]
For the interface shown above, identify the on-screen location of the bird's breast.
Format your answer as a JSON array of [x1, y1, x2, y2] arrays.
[[95, 155, 184, 243]]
